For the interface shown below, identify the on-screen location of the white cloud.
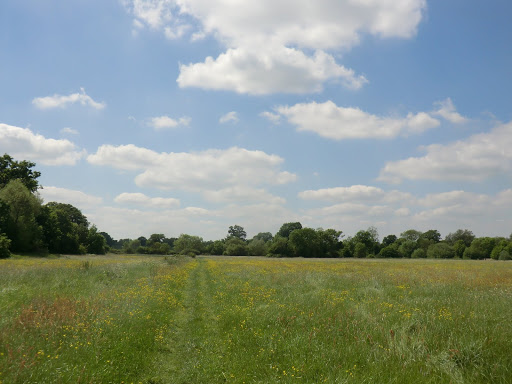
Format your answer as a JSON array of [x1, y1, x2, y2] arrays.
[[149, 115, 191, 130], [260, 111, 281, 124], [433, 98, 468, 124], [202, 186, 285, 204], [60, 127, 79, 135], [114, 192, 180, 208], [124, 0, 426, 94], [378, 121, 512, 183], [88, 145, 296, 191], [39, 186, 103, 208], [32, 88, 105, 110], [0, 123, 85, 165], [299, 185, 385, 202], [177, 46, 367, 94], [219, 111, 239, 124], [277, 101, 440, 140]]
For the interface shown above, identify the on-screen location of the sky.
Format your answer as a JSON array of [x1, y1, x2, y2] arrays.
[[1, 0, 512, 241]]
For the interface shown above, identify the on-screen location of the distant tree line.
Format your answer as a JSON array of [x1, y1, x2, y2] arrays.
[[1, 154, 511, 260]]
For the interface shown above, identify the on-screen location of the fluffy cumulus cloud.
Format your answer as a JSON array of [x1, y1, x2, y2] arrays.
[[202, 186, 285, 205], [219, 111, 239, 124], [299, 184, 512, 238], [124, 0, 426, 94], [39, 186, 103, 208], [0, 123, 85, 165], [88, 145, 295, 201], [276, 101, 440, 140], [114, 192, 180, 208], [378, 121, 512, 183], [149, 115, 191, 130], [32, 88, 105, 110]]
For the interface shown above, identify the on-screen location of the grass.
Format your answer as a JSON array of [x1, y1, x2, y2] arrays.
[[1, 256, 511, 383]]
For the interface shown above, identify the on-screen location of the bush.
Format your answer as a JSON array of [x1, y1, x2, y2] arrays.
[[0, 233, 11, 258], [427, 243, 455, 259], [499, 250, 512, 261], [411, 248, 427, 258], [378, 244, 400, 258]]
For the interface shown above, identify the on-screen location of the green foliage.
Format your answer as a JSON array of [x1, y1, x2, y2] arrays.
[[411, 248, 427, 258], [267, 235, 290, 257], [247, 239, 267, 256], [0, 179, 42, 252], [398, 240, 417, 258], [499, 250, 512, 260], [208, 240, 225, 255], [174, 234, 204, 255], [276, 222, 302, 238], [252, 232, 273, 243], [453, 240, 466, 258], [490, 239, 510, 260], [0, 233, 11, 258], [378, 243, 400, 258], [87, 225, 107, 254], [0, 153, 41, 192], [463, 237, 496, 260], [227, 225, 247, 241], [421, 229, 441, 243], [353, 242, 367, 258], [445, 229, 475, 247], [353, 227, 380, 255], [382, 234, 397, 247], [224, 237, 248, 256], [400, 229, 422, 242], [427, 242, 455, 259]]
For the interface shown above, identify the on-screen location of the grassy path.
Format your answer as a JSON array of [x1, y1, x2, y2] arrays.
[[148, 259, 226, 383]]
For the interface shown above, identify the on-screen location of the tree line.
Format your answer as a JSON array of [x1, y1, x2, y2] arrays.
[[1, 154, 511, 260]]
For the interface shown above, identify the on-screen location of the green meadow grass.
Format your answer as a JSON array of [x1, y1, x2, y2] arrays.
[[1, 256, 511, 383]]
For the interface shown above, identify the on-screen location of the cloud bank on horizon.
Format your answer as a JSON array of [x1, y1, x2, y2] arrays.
[[1, 0, 511, 240]]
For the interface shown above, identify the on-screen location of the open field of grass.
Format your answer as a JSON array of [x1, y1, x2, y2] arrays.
[[1, 256, 511, 383]]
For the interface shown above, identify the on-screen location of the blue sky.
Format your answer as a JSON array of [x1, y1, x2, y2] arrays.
[[1, 0, 512, 241]]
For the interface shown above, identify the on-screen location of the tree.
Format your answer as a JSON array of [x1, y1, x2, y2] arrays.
[[463, 237, 496, 260], [379, 244, 400, 258], [0, 233, 10, 258], [411, 248, 427, 258], [382, 234, 397, 247], [87, 225, 107, 254], [173, 234, 203, 255], [0, 154, 41, 193], [227, 225, 247, 241], [137, 236, 148, 246], [289, 228, 321, 258], [276, 222, 302, 238], [427, 243, 455, 259], [224, 237, 248, 256], [353, 242, 367, 258], [445, 229, 475, 247], [0, 179, 42, 252], [421, 229, 441, 243], [208, 240, 225, 255], [453, 240, 466, 259], [247, 239, 267, 256], [267, 236, 290, 257], [317, 228, 343, 258], [398, 240, 417, 258], [400, 229, 422, 242], [353, 227, 379, 255], [252, 232, 273, 243]]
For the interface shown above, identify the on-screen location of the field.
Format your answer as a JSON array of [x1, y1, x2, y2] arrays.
[[1, 256, 511, 383]]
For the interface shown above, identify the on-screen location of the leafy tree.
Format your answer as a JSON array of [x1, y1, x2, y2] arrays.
[[289, 228, 321, 258], [100, 232, 115, 248], [400, 229, 422, 242], [148, 233, 165, 245], [208, 240, 225, 255], [0, 179, 42, 252], [453, 240, 466, 259], [379, 243, 400, 258], [0, 233, 10, 258], [411, 248, 427, 258], [398, 240, 417, 258], [317, 228, 343, 258], [87, 225, 107, 254], [276, 222, 302, 238], [353, 227, 379, 255], [137, 236, 148, 246], [247, 239, 267, 256], [353, 242, 367, 258], [0, 154, 41, 192], [382, 234, 397, 247], [252, 232, 273, 243], [174, 234, 203, 255], [463, 237, 496, 260], [421, 229, 441, 243], [227, 225, 247, 241], [427, 243, 455, 259], [445, 229, 475, 247], [267, 235, 290, 257], [224, 237, 248, 256]]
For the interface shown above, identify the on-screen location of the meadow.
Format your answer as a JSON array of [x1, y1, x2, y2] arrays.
[[1, 256, 511, 383]]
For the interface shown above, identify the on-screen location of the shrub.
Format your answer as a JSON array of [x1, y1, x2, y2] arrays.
[[411, 248, 427, 259], [499, 250, 512, 261], [0, 233, 11, 258], [427, 243, 455, 259]]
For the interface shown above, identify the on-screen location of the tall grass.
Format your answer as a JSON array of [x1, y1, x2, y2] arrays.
[[1, 256, 511, 383]]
